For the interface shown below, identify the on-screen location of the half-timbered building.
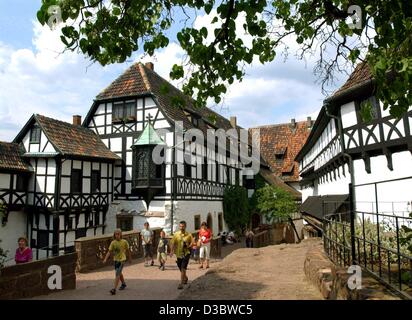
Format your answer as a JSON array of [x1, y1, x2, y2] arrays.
[[83, 62, 258, 235], [296, 63, 412, 230], [1, 62, 263, 262], [1, 114, 119, 260], [249, 118, 313, 192], [0, 142, 32, 263]]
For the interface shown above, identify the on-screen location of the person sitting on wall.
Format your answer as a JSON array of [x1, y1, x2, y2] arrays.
[[220, 232, 227, 246], [226, 231, 237, 244], [15, 237, 33, 264], [245, 228, 255, 248]]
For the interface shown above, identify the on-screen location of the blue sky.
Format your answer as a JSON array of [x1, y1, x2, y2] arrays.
[[0, 1, 346, 141]]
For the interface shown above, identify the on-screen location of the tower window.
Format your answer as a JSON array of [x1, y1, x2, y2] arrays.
[[30, 126, 41, 143]]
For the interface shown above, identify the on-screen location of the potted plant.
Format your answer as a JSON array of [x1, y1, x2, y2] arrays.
[[127, 115, 137, 122], [112, 117, 123, 124]]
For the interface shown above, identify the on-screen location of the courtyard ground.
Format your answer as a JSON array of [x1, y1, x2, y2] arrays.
[[32, 239, 322, 300], [31, 242, 243, 300], [179, 239, 322, 300]]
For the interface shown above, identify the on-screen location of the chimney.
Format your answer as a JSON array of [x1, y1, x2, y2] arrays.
[[230, 116, 237, 128], [73, 115, 82, 126], [307, 116, 313, 128], [290, 118, 296, 128], [145, 62, 154, 71]]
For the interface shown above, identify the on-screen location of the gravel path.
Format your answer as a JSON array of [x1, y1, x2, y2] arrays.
[[32, 243, 243, 300], [179, 239, 323, 300]]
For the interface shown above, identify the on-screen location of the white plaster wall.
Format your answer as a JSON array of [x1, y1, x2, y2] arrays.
[[301, 163, 351, 202], [1, 210, 27, 265], [301, 185, 314, 203], [353, 151, 412, 215], [106, 200, 148, 233], [62, 159, 71, 175], [340, 101, 357, 128], [287, 182, 301, 192], [106, 199, 227, 236], [173, 200, 225, 234], [0, 173, 10, 190], [301, 151, 412, 217], [22, 133, 30, 153]]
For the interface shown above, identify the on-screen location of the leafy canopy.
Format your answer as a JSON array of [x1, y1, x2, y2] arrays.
[[223, 185, 250, 233], [37, 0, 412, 115], [256, 184, 297, 222]]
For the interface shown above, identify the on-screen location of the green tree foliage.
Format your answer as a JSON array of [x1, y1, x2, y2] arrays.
[[223, 185, 250, 233], [256, 184, 297, 222], [0, 201, 6, 226], [248, 173, 266, 213], [0, 240, 8, 269], [37, 1, 411, 116]]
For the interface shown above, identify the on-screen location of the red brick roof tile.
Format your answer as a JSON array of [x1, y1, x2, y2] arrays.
[[95, 62, 238, 133], [35, 115, 119, 161], [332, 62, 372, 98], [0, 142, 31, 172], [249, 121, 311, 183]]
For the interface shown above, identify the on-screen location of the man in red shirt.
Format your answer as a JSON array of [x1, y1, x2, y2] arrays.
[[198, 222, 213, 269]]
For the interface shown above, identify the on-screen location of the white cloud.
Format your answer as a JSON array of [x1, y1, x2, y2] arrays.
[[0, 12, 347, 142], [0, 21, 125, 141], [138, 42, 185, 86]]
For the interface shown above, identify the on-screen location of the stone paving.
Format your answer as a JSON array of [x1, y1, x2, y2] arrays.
[[32, 242, 243, 300]]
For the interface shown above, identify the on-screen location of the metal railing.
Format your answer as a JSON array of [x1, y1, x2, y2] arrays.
[[323, 193, 412, 299]]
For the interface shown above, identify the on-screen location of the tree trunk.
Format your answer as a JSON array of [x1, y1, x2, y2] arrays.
[[288, 216, 301, 243]]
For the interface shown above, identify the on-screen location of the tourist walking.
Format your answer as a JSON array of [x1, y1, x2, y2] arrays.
[[157, 230, 168, 271], [198, 222, 212, 269], [15, 236, 32, 264], [141, 222, 154, 267], [103, 229, 132, 295], [245, 228, 255, 248], [170, 221, 194, 289], [191, 236, 200, 264]]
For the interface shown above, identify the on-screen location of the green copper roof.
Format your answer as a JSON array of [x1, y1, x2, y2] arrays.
[[132, 122, 165, 146]]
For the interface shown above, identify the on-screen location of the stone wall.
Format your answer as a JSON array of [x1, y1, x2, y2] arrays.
[[253, 230, 272, 248], [304, 239, 400, 300], [271, 218, 304, 245], [0, 253, 77, 299], [75, 228, 161, 272], [210, 237, 222, 259]]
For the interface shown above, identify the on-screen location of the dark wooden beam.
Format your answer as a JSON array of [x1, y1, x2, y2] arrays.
[[362, 152, 371, 174], [383, 148, 393, 171]]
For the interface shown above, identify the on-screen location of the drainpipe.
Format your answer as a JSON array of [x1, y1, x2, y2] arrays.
[[324, 102, 357, 264], [170, 146, 175, 235]]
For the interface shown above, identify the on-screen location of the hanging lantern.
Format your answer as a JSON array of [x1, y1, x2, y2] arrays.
[[131, 122, 166, 204]]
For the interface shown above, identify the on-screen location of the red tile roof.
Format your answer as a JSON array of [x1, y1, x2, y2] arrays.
[[93, 62, 269, 167], [35, 115, 119, 161], [95, 62, 238, 133], [260, 167, 301, 200], [249, 121, 312, 183], [0, 142, 31, 172], [332, 62, 372, 98]]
